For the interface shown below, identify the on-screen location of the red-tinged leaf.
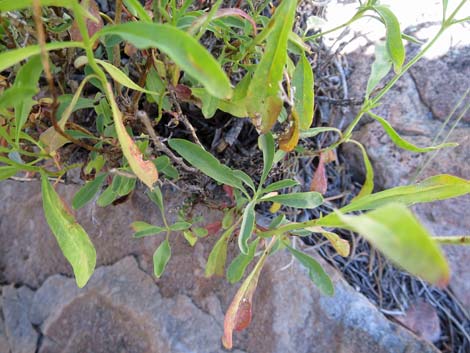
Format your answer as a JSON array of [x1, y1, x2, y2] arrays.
[[70, 0, 104, 50], [223, 184, 234, 202], [279, 110, 300, 152], [205, 221, 222, 236], [310, 152, 327, 194], [223, 246, 269, 349], [234, 299, 252, 331], [174, 84, 192, 101]]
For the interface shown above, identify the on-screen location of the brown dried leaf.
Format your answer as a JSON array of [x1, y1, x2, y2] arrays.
[[310, 152, 327, 194], [70, 0, 104, 49], [396, 300, 441, 343], [279, 110, 299, 152]]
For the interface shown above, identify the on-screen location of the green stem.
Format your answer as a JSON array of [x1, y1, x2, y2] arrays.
[[433, 236, 470, 245]]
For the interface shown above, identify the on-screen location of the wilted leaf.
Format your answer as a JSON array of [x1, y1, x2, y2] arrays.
[[310, 152, 328, 194], [41, 173, 96, 287], [279, 110, 300, 152], [293, 52, 314, 129], [337, 203, 450, 286], [396, 300, 441, 342], [107, 84, 158, 189], [305, 226, 350, 257], [223, 245, 269, 349], [153, 239, 171, 278]]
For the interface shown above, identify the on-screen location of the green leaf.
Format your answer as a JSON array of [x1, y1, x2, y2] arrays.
[[94, 23, 232, 99], [0, 42, 83, 73], [147, 187, 165, 212], [205, 227, 232, 277], [168, 139, 245, 191], [245, 0, 297, 132], [348, 140, 374, 201], [259, 132, 275, 186], [95, 59, 163, 95], [0, 166, 18, 180], [132, 221, 167, 238], [343, 174, 470, 213], [286, 244, 334, 296], [299, 127, 342, 139], [183, 230, 198, 246], [153, 239, 171, 278], [337, 203, 449, 286], [41, 173, 96, 288], [262, 179, 299, 194], [227, 238, 259, 283], [261, 192, 323, 209], [0, 87, 37, 115], [238, 201, 255, 254], [374, 5, 405, 73], [368, 112, 458, 152], [145, 67, 171, 110], [72, 173, 107, 209], [366, 42, 392, 97], [169, 221, 192, 231], [0, 0, 72, 11], [12, 55, 43, 142], [293, 52, 314, 129], [233, 170, 256, 192], [123, 0, 152, 22]]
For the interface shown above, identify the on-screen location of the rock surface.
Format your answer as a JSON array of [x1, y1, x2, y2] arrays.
[[0, 180, 439, 353]]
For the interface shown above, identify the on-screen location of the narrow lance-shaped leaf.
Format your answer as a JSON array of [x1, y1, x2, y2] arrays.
[[261, 191, 323, 209], [337, 203, 450, 286], [348, 140, 374, 201], [132, 221, 167, 238], [205, 226, 233, 277], [368, 112, 458, 152], [293, 52, 314, 129], [123, 0, 152, 22], [245, 0, 297, 132], [72, 173, 107, 209], [169, 138, 245, 191], [106, 83, 158, 189], [238, 201, 255, 254], [285, 243, 334, 296], [153, 239, 171, 278], [310, 152, 327, 195], [12, 55, 43, 143], [227, 238, 260, 284], [93, 23, 232, 99], [259, 132, 275, 187], [366, 42, 392, 97], [0, 42, 84, 73], [41, 173, 96, 288], [373, 5, 405, 73], [305, 226, 350, 257]]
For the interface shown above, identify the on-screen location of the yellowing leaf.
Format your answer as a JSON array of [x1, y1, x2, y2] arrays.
[[106, 83, 158, 189], [41, 173, 96, 288], [279, 110, 300, 152], [223, 245, 269, 349]]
